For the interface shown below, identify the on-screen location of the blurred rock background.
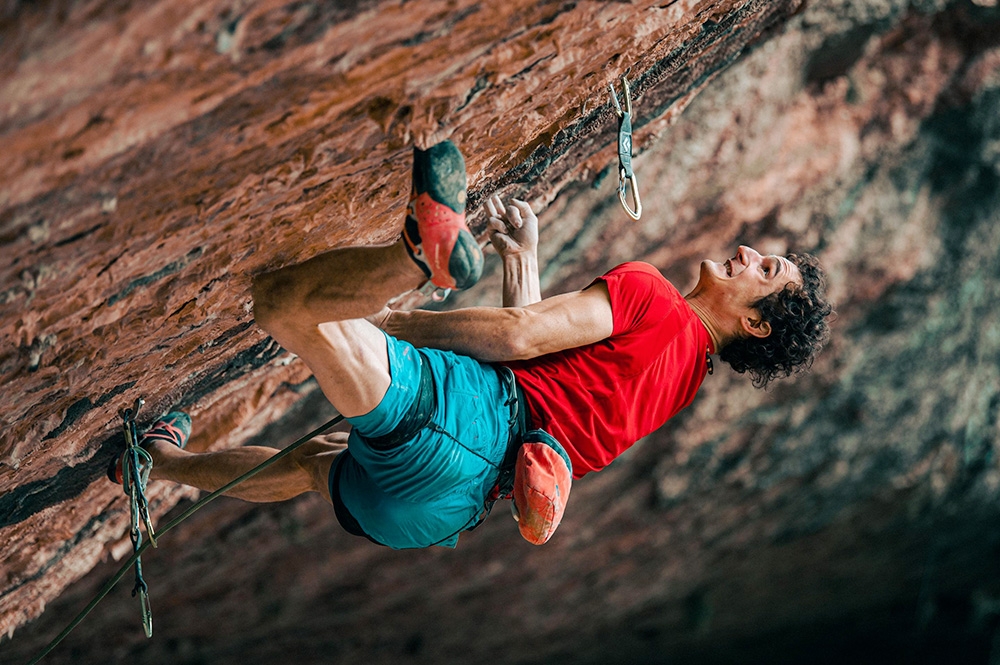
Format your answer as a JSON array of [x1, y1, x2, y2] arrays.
[[2, 0, 999, 663]]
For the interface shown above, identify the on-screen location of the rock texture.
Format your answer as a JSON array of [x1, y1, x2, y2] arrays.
[[0, 0, 803, 640], [3, 0, 1000, 663]]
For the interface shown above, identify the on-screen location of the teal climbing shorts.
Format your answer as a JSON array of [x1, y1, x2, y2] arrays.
[[330, 332, 512, 549]]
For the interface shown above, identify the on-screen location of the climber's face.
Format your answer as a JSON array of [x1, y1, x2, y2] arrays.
[[689, 246, 802, 339]]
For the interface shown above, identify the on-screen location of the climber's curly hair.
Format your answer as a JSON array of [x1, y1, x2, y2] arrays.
[[719, 253, 833, 389]]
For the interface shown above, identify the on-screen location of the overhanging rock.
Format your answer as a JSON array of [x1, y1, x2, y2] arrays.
[[0, 0, 804, 642]]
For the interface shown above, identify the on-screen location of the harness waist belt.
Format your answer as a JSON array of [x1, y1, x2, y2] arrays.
[[486, 366, 530, 502], [360, 350, 435, 451], [498, 366, 530, 465]]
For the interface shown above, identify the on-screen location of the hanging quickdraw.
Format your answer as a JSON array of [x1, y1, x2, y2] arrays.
[[609, 75, 642, 221], [119, 397, 156, 638], [26, 411, 346, 665]]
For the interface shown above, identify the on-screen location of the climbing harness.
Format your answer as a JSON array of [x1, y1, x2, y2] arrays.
[[26, 409, 345, 665], [119, 398, 156, 637], [609, 75, 642, 221]]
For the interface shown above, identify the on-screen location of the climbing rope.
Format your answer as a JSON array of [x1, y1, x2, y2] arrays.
[[26, 410, 345, 665], [609, 74, 642, 220]]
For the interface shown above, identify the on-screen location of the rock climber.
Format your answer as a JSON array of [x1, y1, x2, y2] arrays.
[[110, 140, 833, 549]]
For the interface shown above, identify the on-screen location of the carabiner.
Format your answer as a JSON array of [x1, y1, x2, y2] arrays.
[[608, 76, 642, 220], [608, 75, 633, 118], [618, 169, 641, 221], [139, 587, 153, 638]]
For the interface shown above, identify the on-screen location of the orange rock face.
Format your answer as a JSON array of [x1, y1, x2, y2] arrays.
[[0, 0, 803, 645], [4, 0, 1000, 663]]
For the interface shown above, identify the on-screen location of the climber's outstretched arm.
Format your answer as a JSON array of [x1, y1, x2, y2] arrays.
[[382, 196, 610, 361], [382, 283, 613, 362]]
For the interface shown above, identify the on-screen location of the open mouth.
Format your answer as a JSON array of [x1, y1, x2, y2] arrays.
[[725, 254, 743, 277]]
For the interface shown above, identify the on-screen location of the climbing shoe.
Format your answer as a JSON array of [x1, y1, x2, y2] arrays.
[[402, 140, 483, 290], [107, 412, 192, 484]]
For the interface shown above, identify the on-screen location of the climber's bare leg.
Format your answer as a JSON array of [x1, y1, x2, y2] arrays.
[[251, 138, 480, 419], [148, 432, 348, 503], [252, 240, 424, 326], [252, 239, 423, 418], [253, 298, 395, 419]]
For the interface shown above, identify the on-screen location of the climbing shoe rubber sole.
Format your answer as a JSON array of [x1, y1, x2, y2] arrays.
[[402, 140, 483, 291]]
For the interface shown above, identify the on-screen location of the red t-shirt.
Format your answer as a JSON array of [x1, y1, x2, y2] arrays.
[[502, 262, 713, 478]]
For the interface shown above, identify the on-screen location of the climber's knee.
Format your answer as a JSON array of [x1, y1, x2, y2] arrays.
[[251, 270, 306, 337], [291, 438, 345, 503]]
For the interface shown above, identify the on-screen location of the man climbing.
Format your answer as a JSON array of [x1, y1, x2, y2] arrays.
[[111, 140, 833, 549]]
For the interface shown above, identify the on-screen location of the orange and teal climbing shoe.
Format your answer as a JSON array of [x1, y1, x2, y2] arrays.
[[107, 412, 191, 484], [402, 140, 483, 291]]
